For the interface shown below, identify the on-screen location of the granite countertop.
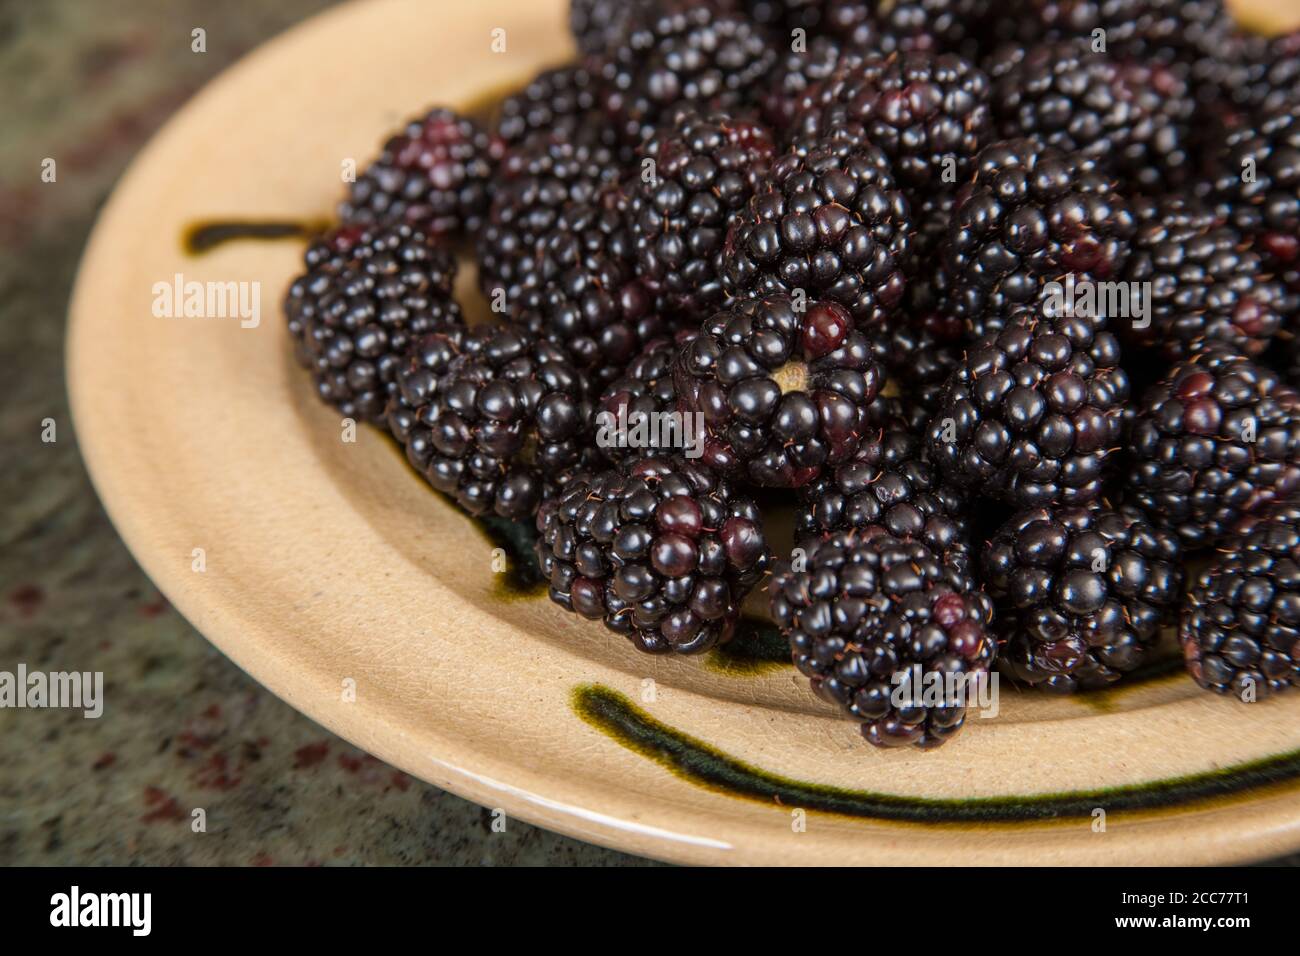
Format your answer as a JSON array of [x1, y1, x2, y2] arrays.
[[0, 0, 645, 866]]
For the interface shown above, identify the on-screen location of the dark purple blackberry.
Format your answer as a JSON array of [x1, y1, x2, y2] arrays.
[[1219, 30, 1300, 120], [389, 323, 592, 520], [817, 0, 983, 56], [926, 311, 1130, 508], [983, 504, 1184, 693], [492, 65, 609, 151], [796, 411, 970, 562], [535, 454, 769, 654], [595, 330, 697, 464], [761, 34, 852, 131], [985, 39, 1196, 190], [1122, 198, 1291, 360], [569, 0, 658, 55], [943, 138, 1135, 338], [339, 108, 501, 238], [285, 224, 463, 424], [675, 296, 885, 487], [597, 6, 777, 147], [628, 110, 775, 319], [720, 142, 912, 330], [1181, 497, 1300, 700], [769, 527, 996, 749], [1212, 104, 1300, 282], [1124, 343, 1300, 548]]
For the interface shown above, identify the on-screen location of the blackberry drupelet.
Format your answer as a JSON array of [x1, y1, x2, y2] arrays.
[[535, 454, 769, 654], [926, 311, 1130, 508], [769, 528, 996, 749], [1181, 498, 1300, 700], [339, 108, 500, 238], [597, 5, 777, 147], [285, 224, 463, 424], [628, 110, 775, 320], [943, 138, 1135, 338], [492, 65, 609, 151], [1122, 198, 1290, 360], [1124, 343, 1300, 548], [391, 323, 593, 520], [720, 141, 912, 331], [675, 295, 885, 487], [596, 330, 696, 464], [983, 504, 1184, 693]]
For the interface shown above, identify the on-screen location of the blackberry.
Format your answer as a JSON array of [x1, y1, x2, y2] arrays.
[[628, 110, 774, 320], [817, 0, 982, 56], [535, 454, 769, 654], [492, 65, 608, 151], [596, 330, 696, 464], [339, 108, 500, 238], [675, 296, 885, 486], [720, 141, 912, 330], [983, 504, 1184, 693], [1181, 497, 1300, 700], [761, 34, 851, 131], [926, 311, 1130, 508], [769, 528, 996, 749], [985, 39, 1195, 190], [1122, 198, 1291, 360], [597, 6, 777, 147], [1124, 343, 1300, 548], [389, 323, 592, 520], [1220, 30, 1300, 120], [569, 0, 657, 56], [285, 224, 463, 424], [943, 138, 1135, 337]]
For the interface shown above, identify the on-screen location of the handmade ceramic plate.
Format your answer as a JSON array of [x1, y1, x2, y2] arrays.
[[68, 0, 1300, 865]]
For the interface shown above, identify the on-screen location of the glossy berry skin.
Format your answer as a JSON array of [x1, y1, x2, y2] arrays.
[[388, 323, 592, 521], [813, 0, 983, 55], [629, 110, 775, 320], [339, 108, 501, 238], [1181, 499, 1300, 700], [721, 142, 912, 331], [285, 225, 463, 424], [762, 34, 851, 131], [984, 505, 1184, 693], [676, 296, 885, 487], [535, 454, 769, 655], [493, 65, 612, 152], [596, 330, 696, 465], [1212, 105, 1300, 281], [926, 312, 1130, 508], [770, 528, 996, 750], [1124, 344, 1300, 548]]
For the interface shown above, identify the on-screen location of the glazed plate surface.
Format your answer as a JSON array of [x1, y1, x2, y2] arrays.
[[68, 0, 1300, 864]]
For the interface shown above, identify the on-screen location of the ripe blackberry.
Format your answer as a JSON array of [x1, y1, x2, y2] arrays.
[[983, 504, 1184, 693], [535, 454, 769, 654], [720, 142, 912, 330], [569, 0, 657, 56], [285, 224, 463, 424], [985, 39, 1195, 190], [597, 6, 776, 146], [628, 110, 775, 320], [943, 138, 1135, 337], [339, 108, 500, 238], [761, 34, 851, 131], [926, 311, 1130, 508], [1124, 343, 1300, 548], [596, 330, 696, 464], [817, 0, 982, 56], [770, 528, 996, 749], [1181, 498, 1300, 700], [492, 65, 608, 151], [1122, 198, 1291, 360], [1221, 30, 1300, 120], [389, 323, 592, 520], [675, 296, 885, 487]]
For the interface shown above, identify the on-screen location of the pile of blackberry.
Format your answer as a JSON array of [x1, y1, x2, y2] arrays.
[[285, 0, 1300, 752]]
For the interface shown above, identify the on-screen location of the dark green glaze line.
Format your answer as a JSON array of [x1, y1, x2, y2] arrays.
[[573, 684, 1300, 824], [183, 218, 329, 255]]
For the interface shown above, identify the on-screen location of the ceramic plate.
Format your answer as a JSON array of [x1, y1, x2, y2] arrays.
[[68, 0, 1300, 865]]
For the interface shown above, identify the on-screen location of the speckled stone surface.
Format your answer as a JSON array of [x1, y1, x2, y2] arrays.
[[0, 0, 648, 866]]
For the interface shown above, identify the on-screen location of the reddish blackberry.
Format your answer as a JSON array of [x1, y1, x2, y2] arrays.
[[339, 108, 500, 238], [596, 330, 696, 464], [1181, 498, 1300, 700], [675, 295, 885, 487], [1122, 198, 1291, 360], [535, 454, 769, 654], [983, 504, 1184, 693], [390, 323, 592, 520], [985, 39, 1195, 190], [769, 528, 996, 749], [597, 6, 777, 147], [1212, 104, 1300, 280], [720, 142, 912, 330], [628, 110, 775, 320], [926, 311, 1130, 508], [1124, 343, 1300, 548], [943, 138, 1135, 337], [285, 224, 463, 424], [492, 65, 608, 151]]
